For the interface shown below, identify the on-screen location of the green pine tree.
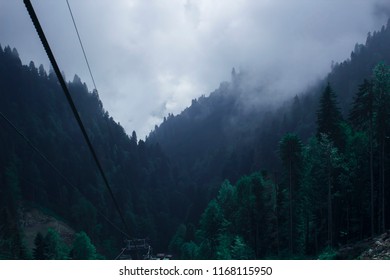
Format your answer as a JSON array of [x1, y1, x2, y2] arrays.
[[33, 232, 46, 260], [316, 83, 344, 149], [71, 231, 97, 260], [373, 62, 390, 233], [230, 235, 255, 260], [279, 133, 304, 255], [349, 79, 375, 237], [44, 228, 69, 260]]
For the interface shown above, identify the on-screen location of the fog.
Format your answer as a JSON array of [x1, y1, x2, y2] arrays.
[[1, 0, 389, 138]]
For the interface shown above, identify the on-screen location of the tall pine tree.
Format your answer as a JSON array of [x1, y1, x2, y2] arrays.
[[373, 62, 390, 232], [349, 79, 375, 236], [71, 231, 97, 260], [279, 133, 304, 255], [316, 83, 344, 149]]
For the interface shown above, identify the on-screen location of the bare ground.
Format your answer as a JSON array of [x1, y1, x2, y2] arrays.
[[20, 207, 75, 250]]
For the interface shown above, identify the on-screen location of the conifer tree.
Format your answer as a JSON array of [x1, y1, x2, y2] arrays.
[[302, 135, 341, 252], [33, 232, 46, 260], [373, 62, 390, 232], [44, 228, 68, 260], [349, 79, 375, 236], [0, 156, 28, 259], [279, 133, 303, 255], [71, 231, 97, 260], [316, 83, 344, 149], [230, 235, 255, 260], [198, 200, 226, 259]]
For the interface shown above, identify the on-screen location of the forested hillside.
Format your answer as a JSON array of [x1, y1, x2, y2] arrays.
[[1, 18, 390, 260], [149, 19, 390, 187], [150, 18, 390, 259], [0, 45, 184, 258]]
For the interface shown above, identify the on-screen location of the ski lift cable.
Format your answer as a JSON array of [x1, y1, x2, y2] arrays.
[[0, 111, 131, 239], [65, 0, 98, 91], [23, 0, 131, 238]]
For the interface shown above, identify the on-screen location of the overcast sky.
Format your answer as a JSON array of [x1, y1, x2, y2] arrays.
[[1, 0, 389, 138]]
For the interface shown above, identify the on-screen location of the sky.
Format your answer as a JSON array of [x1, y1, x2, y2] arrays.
[[1, 0, 390, 139]]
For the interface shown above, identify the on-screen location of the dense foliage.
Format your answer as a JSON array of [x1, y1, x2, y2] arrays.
[[167, 60, 390, 259], [151, 18, 390, 259], [0, 44, 182, 258], [1, 18, 390, 259]]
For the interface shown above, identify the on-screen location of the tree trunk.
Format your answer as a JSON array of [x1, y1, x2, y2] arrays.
[[381, 140, 385, 232], [274, 172, 280, 257], [369, 119, 374, 237], [289, 156, 293, 255], [327, 150, 333, 247]]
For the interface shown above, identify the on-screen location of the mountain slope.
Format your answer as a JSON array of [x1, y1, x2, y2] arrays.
[[147, 19, 390, 258], [148, 18, 390, 188], [1, 17, 390, 259], [0, 45, 182, 258]]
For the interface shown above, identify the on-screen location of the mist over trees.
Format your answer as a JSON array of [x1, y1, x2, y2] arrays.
[[1, 19, 390, 259], [150, 19, 390, 259]]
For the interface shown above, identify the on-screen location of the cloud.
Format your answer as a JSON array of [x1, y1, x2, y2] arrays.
[[373, 0, 390, 19], [0, 0, 388, 138]]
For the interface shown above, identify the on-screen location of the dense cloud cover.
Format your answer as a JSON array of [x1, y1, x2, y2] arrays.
[[1, 0, 389, 137]]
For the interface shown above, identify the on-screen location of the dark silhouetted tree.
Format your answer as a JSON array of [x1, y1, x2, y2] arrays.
[[316, 83, 344, 149], [373, 62, 390, 232], [33, 232, 46, 260], [279, 133, 304, 255], [349, 79, 375, 236]]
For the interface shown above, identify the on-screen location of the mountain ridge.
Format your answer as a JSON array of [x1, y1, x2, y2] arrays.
[[148, 17, 390, 184]]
